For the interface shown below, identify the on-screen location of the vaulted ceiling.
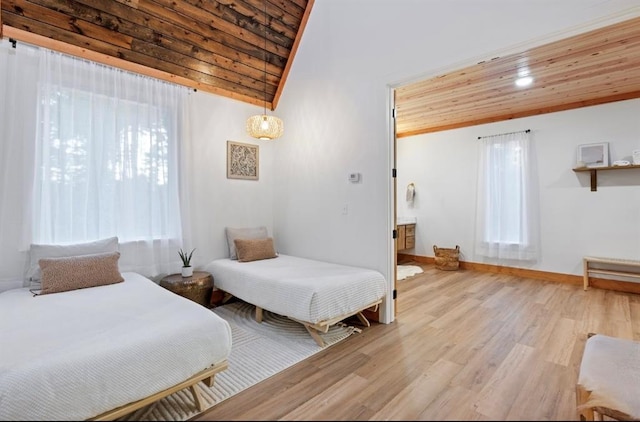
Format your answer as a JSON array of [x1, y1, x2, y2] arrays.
[[395, 15, 640, 138], [1, 1, 639, 135], [0, 0, 314, 109]]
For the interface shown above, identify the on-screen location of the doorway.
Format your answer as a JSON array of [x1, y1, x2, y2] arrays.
[[390, 87, 425, 320]]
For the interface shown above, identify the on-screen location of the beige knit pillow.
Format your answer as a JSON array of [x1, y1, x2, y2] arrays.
[[234, 237, 277, 262], [38, 251, 124, 295], [226, 226, 268, 260]]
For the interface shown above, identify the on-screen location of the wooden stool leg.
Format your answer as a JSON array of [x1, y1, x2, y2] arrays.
[[576, 384, 594, 421], [583, 258, 590, 291]]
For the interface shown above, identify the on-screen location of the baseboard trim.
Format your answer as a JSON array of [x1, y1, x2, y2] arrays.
[[397, 253, 640, 295]]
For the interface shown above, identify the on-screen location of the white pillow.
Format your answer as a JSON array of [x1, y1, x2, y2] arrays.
[[225, 227, 268, 260], [25, 236, 119, 282]]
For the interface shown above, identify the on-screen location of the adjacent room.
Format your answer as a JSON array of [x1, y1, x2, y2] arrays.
[[1, 0, 640, 420]]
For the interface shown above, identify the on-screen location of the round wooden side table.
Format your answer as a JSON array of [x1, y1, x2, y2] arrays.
[[159, 271, 213, 307]]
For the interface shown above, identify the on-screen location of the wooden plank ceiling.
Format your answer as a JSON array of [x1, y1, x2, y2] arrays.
[[395, 16, 640, 138], [0, 0, 314, 109], [2, 2, 638, 130]]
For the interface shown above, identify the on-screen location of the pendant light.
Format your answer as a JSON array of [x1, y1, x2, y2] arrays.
[[246, 1, 284, 140]]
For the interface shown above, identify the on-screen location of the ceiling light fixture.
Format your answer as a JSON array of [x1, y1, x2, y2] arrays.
[[246, 1, 283, 140], [515, 76, 534, 87]]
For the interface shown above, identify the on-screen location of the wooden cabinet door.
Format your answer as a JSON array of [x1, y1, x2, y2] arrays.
[[405, 224, 415, 249], [397, 225, 406, 250]]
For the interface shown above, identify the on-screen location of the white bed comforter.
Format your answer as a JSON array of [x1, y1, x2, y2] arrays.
[[204, 254, 387, 324], [0, 272, 232, 421]]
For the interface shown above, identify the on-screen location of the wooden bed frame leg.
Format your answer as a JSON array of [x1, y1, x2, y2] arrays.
[[304, 325, 326, 347], [189, 384, 205, 412], [202, 375, 214, 388], [356, 311, 370, 327], [255, 306, 263, 323]]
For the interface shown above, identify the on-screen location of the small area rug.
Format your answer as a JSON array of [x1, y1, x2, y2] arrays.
[[123, 301, 358, 421], [397, 264, 424, 281]]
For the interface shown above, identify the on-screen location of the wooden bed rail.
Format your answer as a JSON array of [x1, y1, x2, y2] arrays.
[[88, 360, 228, 421], [256, 300, 382, 347]]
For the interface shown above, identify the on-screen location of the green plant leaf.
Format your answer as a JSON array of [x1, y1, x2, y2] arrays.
[[178, 248, 195, 266]]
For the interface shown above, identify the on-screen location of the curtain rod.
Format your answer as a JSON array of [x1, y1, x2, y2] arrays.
[[477, 129, 530, 140]]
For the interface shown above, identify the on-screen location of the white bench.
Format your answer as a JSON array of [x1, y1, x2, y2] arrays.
[[583, 256, 640, 290]]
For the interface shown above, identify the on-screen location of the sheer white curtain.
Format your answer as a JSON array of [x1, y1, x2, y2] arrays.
[[474, 130, 540, 261], [0, 40, 40, 289], [9, 43, 191, 278]]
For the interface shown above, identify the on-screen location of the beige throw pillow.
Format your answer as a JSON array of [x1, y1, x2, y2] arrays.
[[38, 251, 124, 295], [225, 226, 268, 260], [234, 238, 277, 262]]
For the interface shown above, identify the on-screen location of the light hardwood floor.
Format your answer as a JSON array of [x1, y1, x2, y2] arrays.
[[192, 263, 640, 421]]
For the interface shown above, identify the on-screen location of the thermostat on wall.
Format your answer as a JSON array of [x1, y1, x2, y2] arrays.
[[349, 172, 361, 183]]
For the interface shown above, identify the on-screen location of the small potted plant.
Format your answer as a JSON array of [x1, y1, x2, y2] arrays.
[[178, 248, 195, 277]]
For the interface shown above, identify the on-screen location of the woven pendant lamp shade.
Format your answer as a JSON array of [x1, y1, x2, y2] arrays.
[[247, 0, 283, 141], [247, 114, 283, 140]]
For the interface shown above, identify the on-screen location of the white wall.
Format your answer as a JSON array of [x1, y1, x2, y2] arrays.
[[270, 2, 395, 321], [397, 98, 640, 275], [183, 92, 275, 270]]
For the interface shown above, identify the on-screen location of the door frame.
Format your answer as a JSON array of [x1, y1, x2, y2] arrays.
[[384, 84, 398, 323]]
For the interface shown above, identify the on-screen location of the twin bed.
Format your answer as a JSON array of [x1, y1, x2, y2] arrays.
[[205, 227, 388, 347], [0, 271, 231, 421], [204, 254, 387, 346]]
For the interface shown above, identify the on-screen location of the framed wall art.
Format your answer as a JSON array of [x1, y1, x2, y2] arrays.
[[577, 142, 609, 168], [227, 140, 259, 180]]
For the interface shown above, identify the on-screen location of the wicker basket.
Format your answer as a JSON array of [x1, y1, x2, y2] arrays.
[[433, 245, 460, 271]]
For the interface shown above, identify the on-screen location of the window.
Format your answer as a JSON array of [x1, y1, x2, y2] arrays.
[[474, 130, 539, 261], [25, 48, 189, 276], [0, 40, 193, 283], [35, 85, 181, 243]]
